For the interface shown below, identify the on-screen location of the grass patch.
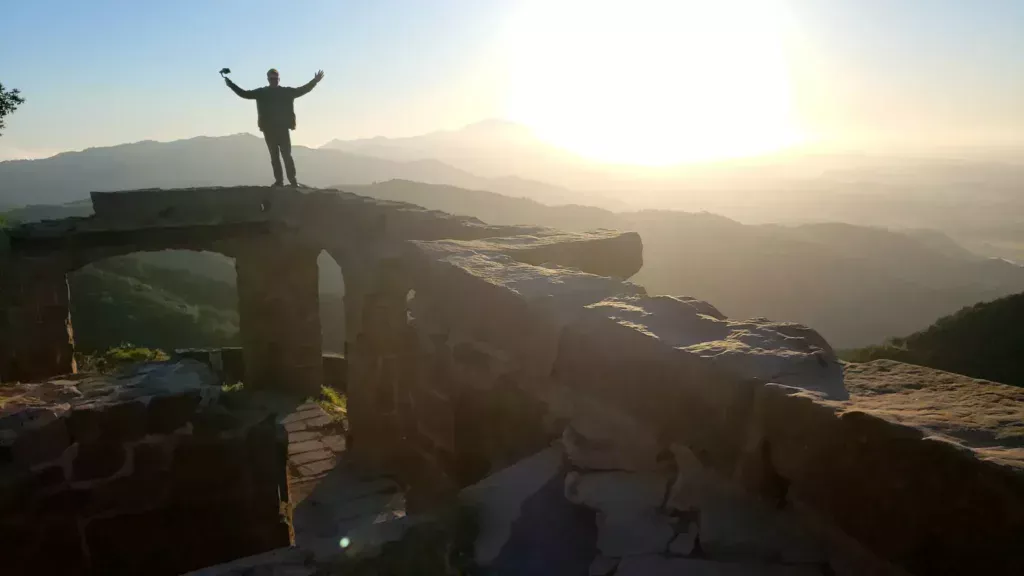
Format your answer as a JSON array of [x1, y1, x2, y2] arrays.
[[314, 386, 347, 422], [75, 343, 169, 374]]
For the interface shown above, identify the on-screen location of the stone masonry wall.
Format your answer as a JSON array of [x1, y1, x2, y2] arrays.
[[350, 231, 1023, 576], [0, 257, 76, 383], [0, 361, 291, 576], [235, 236, 324, 397]]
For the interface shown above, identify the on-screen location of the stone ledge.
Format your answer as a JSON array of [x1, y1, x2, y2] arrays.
[[399, 235, 1024, 575]]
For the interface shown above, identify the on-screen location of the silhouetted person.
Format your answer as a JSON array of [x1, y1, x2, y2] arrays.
[[225, 68, 325, 187]]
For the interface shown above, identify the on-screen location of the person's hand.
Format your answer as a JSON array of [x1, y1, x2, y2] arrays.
[[314, 70, 325, 83]]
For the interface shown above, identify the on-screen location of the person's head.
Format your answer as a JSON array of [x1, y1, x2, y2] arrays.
[[267, 68, 280, 87]]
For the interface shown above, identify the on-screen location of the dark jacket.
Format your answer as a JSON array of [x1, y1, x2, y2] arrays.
[[226, 79, 317, 132]]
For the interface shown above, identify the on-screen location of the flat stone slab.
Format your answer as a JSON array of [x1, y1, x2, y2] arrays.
[[284, 420, 309, 433], [322, 435, 346, 452], [840, 360, 1024, 468], [281, 408, 324, 425], [288, 439, 327, 455], [616, 556, 823, 576], [304, 414, 334, 428], [290, 449, 334, 466], [288, 430, 322, 443], [298, 458, 337, 477]]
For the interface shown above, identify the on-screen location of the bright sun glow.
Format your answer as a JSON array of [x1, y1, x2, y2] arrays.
[[504, 0, 804, 165]]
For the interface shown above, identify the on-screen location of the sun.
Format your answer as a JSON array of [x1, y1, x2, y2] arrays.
[[502, 0, 805, 166]]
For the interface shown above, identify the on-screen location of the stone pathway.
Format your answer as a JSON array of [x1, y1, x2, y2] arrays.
[[185, 401, 410, 575]]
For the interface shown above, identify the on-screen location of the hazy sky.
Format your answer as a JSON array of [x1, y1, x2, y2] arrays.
[[2, 0, 1022, 162]]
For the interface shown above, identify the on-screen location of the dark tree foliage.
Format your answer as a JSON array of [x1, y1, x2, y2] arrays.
[[843, 291, 1024, 387], [0, 82, 26, 136]]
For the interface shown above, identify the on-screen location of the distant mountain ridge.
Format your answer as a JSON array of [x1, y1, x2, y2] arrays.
[[6, 162, 1024, 348], [344, 180, 1024, 347], [0, 133, 594, 209]]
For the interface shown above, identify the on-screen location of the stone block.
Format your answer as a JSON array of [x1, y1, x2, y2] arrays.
[[669, 524, 698, 556], [589, 555, 619, 576], [102, 401, 148, 442], [563, 396, 663, 472], [33, 486, 90, 517], [616, 555, 825, 576], [567, 470, 676, 558], [84, 508, 177, 575], [171, 434, 249, 494], [31, 464, 66, 491], [0, 467, 31, 514], [414, 388, 455, 453], [323, 353, 348, 392], [288, 430, 321, 443], [66, 407, 103, 444], [11, 413, 70, 467], [85, 473, 171, 517], [148, 391, 201, 434], [667, 444, 826, 564], [220, 347, 246, 384], [27, 519, 89, 576], [72, 441, 128, 482], [567, 470, 669, 512], [460, 446, 564, 566], [290, 448, 333, 466], [133, 440, 174, 476], [288, 439, 326, 455], [297, 458, 336, 477], [191, 403, 242, 436]]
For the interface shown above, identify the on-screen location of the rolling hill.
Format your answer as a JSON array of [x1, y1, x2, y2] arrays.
[[844, 292, 1024, 387]]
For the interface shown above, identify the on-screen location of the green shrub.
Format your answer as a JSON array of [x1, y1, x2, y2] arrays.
[[76, 344, 169, 374]]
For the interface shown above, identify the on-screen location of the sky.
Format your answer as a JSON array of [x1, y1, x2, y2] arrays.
[[2, 0, 1023, 163]]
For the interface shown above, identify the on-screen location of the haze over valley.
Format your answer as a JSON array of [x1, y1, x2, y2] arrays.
[[4, 123, 1024, 350]]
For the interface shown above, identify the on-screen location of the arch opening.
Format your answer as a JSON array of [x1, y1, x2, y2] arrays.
[[68, 249, 240, 369]]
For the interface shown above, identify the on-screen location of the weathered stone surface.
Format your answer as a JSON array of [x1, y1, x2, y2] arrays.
[[669, 523, 698, 556], [460, 446, 564, 565], [11, 412, 70, 466], [290, 449, 333, 466], [133, 440, 174, 476], [563, 398, 663, 472], [589, 555, 619, 576], [446, 229, 644, 279], [182, 547, 314, 576], [72, 442, 128, 481], [567, 470, 675, 557], [578, 295, 844, 399], [288, 439, 327, 455], [668, 444, 826, 563], [616, 555, 825, 576], [489, 469, 599, 576], [752, 374, 1024, 575], [841, 360, 1023, 467], [149, 391, 202, 433]]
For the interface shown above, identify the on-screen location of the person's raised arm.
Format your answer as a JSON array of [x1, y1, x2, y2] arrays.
[[293, 70, 325, 97], [224, 77, 258, 100]]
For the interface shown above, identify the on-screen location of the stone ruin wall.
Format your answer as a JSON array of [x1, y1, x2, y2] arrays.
[[2, 187, 1022, 575], [345, 231, 1024, 575], [0, 362, 291, 575]]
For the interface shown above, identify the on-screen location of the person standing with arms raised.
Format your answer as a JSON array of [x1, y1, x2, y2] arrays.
[[224, 68, 325, 187]]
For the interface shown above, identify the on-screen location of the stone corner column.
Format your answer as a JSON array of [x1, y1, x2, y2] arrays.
[[346, 257, 412, 477], [0, 260, 76, 383], [235, 237, 323, 397]]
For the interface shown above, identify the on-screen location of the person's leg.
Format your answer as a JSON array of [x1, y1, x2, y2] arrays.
[[263, 130, 284, 185], [280, 130, 297, 186]]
